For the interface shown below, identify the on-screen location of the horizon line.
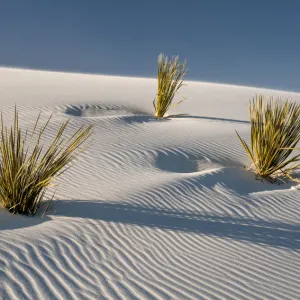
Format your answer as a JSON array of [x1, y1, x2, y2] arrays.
[[1, 65, 299, 95]]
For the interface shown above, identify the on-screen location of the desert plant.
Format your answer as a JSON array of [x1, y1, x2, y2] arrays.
[[153, 53, 188, 118], [236, 95, 300, 181], [0, 108, 92, 215]]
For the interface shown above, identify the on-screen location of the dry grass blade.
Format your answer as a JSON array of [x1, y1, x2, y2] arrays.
[[236, 95, 300, 181], [0, 107, 92, 215], [153, 53, 188, 118]]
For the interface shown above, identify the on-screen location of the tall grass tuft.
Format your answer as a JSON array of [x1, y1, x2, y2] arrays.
[[153, 53, 188, 118], [0, 108, 92, 215], [236, 95, 300, 181]]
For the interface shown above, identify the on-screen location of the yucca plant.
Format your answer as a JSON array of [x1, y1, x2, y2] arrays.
[[0, 108, 92, 215], [236, 95, 300, 181], [153, 53, 188, 118]]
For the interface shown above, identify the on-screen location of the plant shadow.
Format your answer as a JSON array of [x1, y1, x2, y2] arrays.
[[0, 207, 50, 230], [51, 200, 300, 250], [166, 113, 250, 124]]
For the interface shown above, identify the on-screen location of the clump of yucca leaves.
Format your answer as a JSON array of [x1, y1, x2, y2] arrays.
[[0, 108, 92, 215], [236, 95, 300, 181], [153, 53, 188, 118]]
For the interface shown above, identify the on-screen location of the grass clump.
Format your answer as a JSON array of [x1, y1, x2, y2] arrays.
[[0, 108, 92, 215], [236, 95, 300, 181], [153, 53, 188, 118]]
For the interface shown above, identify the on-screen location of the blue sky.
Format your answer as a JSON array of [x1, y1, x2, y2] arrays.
[[1, 0, 300, 91]]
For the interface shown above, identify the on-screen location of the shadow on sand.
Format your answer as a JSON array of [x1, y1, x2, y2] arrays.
[[0, 207, 50, 230], [51, 200, 300, 250], [64, 107, 249, 125], [115, 113, 251, 126], [2, 198, 299, 251], [166, 113, 250, 124]]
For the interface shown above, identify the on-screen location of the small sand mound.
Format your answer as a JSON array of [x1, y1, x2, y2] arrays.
[[155, 151, 296, 194], [194, 167, 296, 195], [64, 104, 142, 118], [155, 150, 220, 174]]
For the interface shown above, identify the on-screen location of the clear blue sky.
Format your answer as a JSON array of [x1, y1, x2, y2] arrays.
[[1, 0, 300, 91]]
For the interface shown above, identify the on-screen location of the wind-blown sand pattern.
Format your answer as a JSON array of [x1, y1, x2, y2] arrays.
[[0, 67, 300, 299]]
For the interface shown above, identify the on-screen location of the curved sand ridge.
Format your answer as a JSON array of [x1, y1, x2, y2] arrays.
[[64, 104, 146, 118], [0, 68, 300, 299]]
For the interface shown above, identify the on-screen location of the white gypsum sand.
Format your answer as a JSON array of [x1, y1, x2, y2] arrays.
[[0, 67, 300, 299]]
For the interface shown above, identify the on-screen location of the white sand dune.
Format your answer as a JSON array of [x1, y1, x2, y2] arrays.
[[0, 67, 300, 299]]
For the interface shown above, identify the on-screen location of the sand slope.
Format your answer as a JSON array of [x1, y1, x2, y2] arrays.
[[0, 67, 300, 299]]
